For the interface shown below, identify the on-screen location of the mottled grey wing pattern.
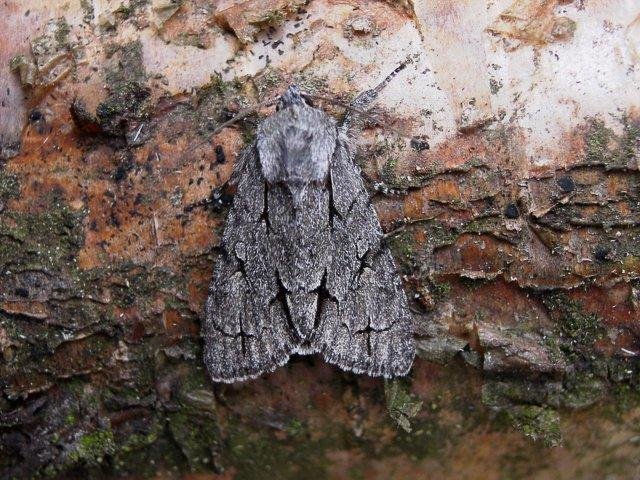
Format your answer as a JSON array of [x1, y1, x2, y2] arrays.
[[311, 138, 414, 377], [203, 84, 414, 383], [202, 148, 299, 382], [267, 183, 331, 342]]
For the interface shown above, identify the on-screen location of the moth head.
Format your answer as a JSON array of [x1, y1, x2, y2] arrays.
[[276, 85, 314, 111], [257, 85, 337, 191]]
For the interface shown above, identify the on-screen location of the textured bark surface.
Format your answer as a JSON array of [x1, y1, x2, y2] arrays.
[[1, 1, 639, 479]]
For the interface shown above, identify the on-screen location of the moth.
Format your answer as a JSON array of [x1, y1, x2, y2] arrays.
[[202, 65, 415, 383]]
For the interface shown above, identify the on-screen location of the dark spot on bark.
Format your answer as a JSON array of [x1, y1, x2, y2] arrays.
[[205, 119, 216, 132], [594, 245, 611, 262], [113, 157, 134, 182], [15, 287, 29, 298], [109, 211, 121, 227], [209, 188, 233, 212], [504, 203, 520, 219], [70, 99, 102, 134], [557, 175, 575, 193], [220, 108, 235, 122], [410, 137, 430, 151], [28, 109, 43, 122], [215, 145, 226, 164]]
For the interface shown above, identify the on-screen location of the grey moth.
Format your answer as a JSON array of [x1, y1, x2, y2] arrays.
[[203, 68, 415, 383]]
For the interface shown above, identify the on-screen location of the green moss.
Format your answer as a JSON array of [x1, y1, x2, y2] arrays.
[[612, 383, 640, 414], [602, 357, 640, 416], [381, 156, 399, 184], [480, 290, 638, 445], [422, 220, 458, 248], [560, 371, 606, 409], [194, 73, 253, 139], [93, 40, 151, 137], [543, 292, 605, 357], [369, 139, 427, 189], [584, 117, 640, 169], [285, 419, 305, 437], [291, 72, 329, 95], [241, 128, 257, 146], [164, 367, 220, 471], [109, 267, 187, 315], [347, 468, 366, 480], [54, 18, 71, 46], [0, 204, 84, 272], [114, 3, 133, 18], [0, 171, 19, 201], [69, 429, 116, 466], [619, 117, 640, 165], [167, 408, 220, 471], [384, 379, 423, 433], [197, 73, 244, 101], [504, 406, 561, 447], [65, 413, 78, 426], [105, 41, 147, 85], [432, 281, 451, 299], [489, 78, 503, 94], [482, 380, 560, 410], [586, 120, 612, 164], [226, 422, 334, 480], [383, 415, 450, 461], [114, 436, 183, 477], [96, 80, 150, 136], [252, 10, 285, 27], [254, 68, 283, 96], [8, 54, 27, 72], [534, 290, 640, 412], [388, 230, 415, 273], [80, 0, 95, 22], [118, 429, 160, 454], [463, 216, 504, 235], [175, 32, 205, 49]]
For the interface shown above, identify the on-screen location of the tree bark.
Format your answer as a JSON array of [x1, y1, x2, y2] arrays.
[[1, 0, 639, 478]]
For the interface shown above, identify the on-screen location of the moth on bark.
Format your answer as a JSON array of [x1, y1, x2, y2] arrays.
[[202, 66, 415, 383]]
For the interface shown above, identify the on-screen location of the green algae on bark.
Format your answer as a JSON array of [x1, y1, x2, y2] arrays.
[[0, 204, 84, 272], [68, 429, 116, 466], [584, 117, 640, 170], [384, 378, 423, 433], [500, 405, 562, 447]]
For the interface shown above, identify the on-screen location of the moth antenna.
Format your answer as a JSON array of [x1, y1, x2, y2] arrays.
[[301, 92, 368, 116], [334, 59, 427, 150], [369, 60, 408, 97], [211, 97, 277, 135], [302, 59, 409, 115], [303, 91, 425, 144], [182, 97, 277, 156]]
